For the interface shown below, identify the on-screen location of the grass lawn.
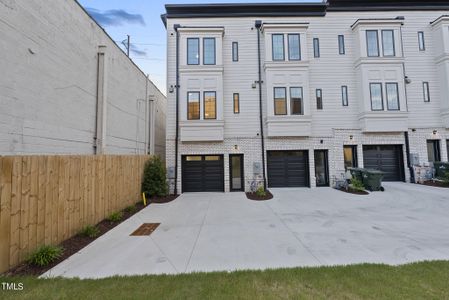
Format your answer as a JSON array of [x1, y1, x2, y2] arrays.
[[1, 261, 449, 299]]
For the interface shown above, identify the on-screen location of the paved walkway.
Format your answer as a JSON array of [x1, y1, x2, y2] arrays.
[[43, 183, 449, 278]]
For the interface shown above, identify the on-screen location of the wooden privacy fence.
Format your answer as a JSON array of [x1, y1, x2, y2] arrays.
[[0, 155, 149, 273]]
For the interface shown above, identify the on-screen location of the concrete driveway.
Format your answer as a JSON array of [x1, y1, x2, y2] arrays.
[[44, 182, 449, 278]]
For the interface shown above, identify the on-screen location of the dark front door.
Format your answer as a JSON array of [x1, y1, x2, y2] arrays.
[[182, 155, 224, 192], [229, 154, 244, 191], [363, 145, 405, 181], [267, 151, 309, 188], [314, 150, 329, 187]]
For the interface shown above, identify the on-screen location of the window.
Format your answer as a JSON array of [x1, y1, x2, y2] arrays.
[[274, 87, 287, 115], [187, 92, 200, 120], [203, 38, 216, 65], [447, 140, 449, 161], [203, 91, 216, 119], [290, 87, 303, 115], [316, 89, 323, 110], [386, 83, 400, 110], [288, 34, 301, 60], [338, 35, 345, 55], [423, 82, 430, 102], [370, 83, 383, 111], [343, 145, 358, 169], [272, 34, 285, 61], [382, 30, 395, 57], [341, 86, 349, 106], [232, 42, 239, 62], [233, 93, 240, 114], [313, 38, 320, 58], [427, 140, 441, 163], [366, 30, 379, 57], [418, 31, 426, 51], [187, 38, 199, 65]]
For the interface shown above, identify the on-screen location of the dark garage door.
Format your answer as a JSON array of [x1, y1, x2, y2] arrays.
[[267, 151, 309, 187], [182, 155, 224, 192], [363, 145, 404, 181]]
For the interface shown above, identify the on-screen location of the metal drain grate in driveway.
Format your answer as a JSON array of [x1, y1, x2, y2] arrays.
[[130, 223, 160, 236]]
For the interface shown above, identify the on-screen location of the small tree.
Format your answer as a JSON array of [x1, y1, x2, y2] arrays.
[[141, 156, 168, 197]]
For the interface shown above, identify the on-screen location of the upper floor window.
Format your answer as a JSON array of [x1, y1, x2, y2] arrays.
[[203, 91, 216, 119], [274, 87, 287, 115], [418, 31, 426, 51], [313, 38, 320, 58], [338, 35, 345, 55], [341, 86, 348, 106], [316, 89, 323, 110], [382, 30, 395, 57], [385, 83, 400, 110], [187, 91, 200, 119], [232, 42, 239, 62], [366, 30, 380, 57], [290, 87, 303, 115], [288, 34, 301, 60], [233, 93, 240, 113], [203, 38, 216, 65], [423, 82, 430, 102], [369, 83, 383, 111], [187, 38, 200, 65], [272, 34, 285, 61]]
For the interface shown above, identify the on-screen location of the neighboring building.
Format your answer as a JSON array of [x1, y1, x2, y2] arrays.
[[0, 0, 166, 157], [162, 0, 449, 193]]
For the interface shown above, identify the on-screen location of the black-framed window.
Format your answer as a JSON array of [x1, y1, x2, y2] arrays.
[[272, 34, 285, 61], [382, 30, 395, 57], [343, 145, 358, 169], [233, 93, 240, 114], [341, 86, 349, 106], [232, 42, 239, 62], [386, 82, 400, 110], [366, 30, 380, 57], [370, 83, 383, 111], [187, 91, 200, 120], [423, 82, 430, 102], [290, 87, 303, 115], [427, 140, 441, 162], [203, 38, 216, 65], [316, 89, 323, 110], [187, 38, 200, 65], [274, 87, 287, 115], [203, 91, 216, 119], [313, 38, 320, 58], [418, 31, 426, 51], [338, 35, 345, 55], [288, 34, 301, 61]]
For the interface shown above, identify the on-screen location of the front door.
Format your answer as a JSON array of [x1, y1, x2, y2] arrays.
[[314, 150, 329, 187], [229, 154, 244, 191]]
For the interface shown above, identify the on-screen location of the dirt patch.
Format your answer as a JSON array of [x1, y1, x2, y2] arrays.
[[422, 181, 449, 188], [337, 187, 369, 195], [5, 202, 147, 277], [149, 194, 179, 204], [246, 190, 274, 201]]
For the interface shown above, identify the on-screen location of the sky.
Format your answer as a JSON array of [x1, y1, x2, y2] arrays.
[[78, 0, 321, 95]]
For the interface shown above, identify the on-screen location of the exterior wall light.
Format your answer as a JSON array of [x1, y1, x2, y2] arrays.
[[169, 85, 174, 93]]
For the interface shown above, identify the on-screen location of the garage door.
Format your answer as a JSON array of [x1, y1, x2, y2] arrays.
[[182, 155, 224, 192], [267, 151, 309, 187], [363, 145, 404, 181]]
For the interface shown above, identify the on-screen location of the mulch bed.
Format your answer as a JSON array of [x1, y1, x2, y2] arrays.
[[246, 190, 274, 201], [337, 187, 369, 195], [422, 180, 449, 188], [5, 201, 149, 277], [148, 194, 179, 204]]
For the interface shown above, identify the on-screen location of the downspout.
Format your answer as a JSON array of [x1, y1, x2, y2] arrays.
[[255, 20, 267, 190], [174, 24, 181, 195], [145, 74, 149, 154], [404, 131, 415, 183]]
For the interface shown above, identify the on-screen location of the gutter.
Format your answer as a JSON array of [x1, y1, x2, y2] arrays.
[[255, 20, 267, 190], [404, 131, 415, 183], [174, 24, 181, 195]]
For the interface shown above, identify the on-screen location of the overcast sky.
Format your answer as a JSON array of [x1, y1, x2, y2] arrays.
[[78, 0, 321, 95]]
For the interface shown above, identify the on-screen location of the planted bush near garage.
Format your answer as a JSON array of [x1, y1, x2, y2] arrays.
[[141, 156, 168, 197]]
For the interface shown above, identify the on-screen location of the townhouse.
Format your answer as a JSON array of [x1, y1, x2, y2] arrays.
[[162, 0, 449, 193]]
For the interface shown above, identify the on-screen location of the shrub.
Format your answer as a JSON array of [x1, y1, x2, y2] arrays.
[[79, 225, 100, 238], [141, 156, 168, 197], [255, 186, 267, 197], [350, 177, 365, 191], [28, 245, 64, 267], [107, 211, 123, 223], [125, 205, 137, 214], [442, 171, 449, 184]]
